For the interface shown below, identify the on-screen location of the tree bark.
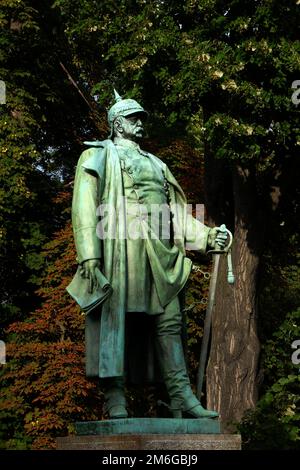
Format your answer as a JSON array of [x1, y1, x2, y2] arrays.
[[205, 164, 264, 431]]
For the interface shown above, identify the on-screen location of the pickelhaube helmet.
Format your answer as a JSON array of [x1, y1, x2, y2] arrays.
[[107, 89, 148, 136]]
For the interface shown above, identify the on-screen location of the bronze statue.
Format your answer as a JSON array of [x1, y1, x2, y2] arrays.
[[68, 90, 227, 420]]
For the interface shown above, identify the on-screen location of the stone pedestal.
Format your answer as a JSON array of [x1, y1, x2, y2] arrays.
[[56, 419, 241, 450], [57, 433, 241, 450]]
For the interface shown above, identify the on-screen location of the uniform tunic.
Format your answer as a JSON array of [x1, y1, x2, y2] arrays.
[[70, 139, 210, 377], [114, 138, 191, 315]]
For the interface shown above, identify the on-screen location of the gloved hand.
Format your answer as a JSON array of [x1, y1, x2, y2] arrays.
[[207, 226, 228, 249]]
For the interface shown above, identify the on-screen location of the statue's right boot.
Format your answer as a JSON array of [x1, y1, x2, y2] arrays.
[[103, 377, 128, 419], [156, 335, 218, 419]]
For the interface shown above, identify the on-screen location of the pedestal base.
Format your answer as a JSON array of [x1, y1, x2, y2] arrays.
[[57, 433, 241, 450], [56, 419, 241, 450]]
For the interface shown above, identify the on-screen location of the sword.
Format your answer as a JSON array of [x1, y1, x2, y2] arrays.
[[196, 224, 234, 399]]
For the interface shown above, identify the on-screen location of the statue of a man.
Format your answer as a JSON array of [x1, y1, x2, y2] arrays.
[[69, 90, 227, 420]]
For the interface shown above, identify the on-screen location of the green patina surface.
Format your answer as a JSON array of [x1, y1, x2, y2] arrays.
[[75, 418, 220, 435], [68, 91, 225, 421]]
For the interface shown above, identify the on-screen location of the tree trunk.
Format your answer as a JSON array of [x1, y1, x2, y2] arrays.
[[205, 164, 264, 431]]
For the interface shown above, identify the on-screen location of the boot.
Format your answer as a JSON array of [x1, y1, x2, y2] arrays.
[[156, 335, 218, 419], [103, 377, 128, 419]]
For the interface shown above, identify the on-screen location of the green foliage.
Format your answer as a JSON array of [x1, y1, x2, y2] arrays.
[[0, 2, 46, 324], [52, 0, 299, 167], [0, 0, 98, 328]]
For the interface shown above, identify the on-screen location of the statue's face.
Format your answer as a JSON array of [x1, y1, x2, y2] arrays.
[[115, 113, 144, 141]]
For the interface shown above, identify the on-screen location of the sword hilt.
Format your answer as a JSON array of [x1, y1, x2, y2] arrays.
[[207, 224, 235, 284]]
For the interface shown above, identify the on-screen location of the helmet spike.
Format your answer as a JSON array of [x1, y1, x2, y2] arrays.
[[113, 88, 122, 103]]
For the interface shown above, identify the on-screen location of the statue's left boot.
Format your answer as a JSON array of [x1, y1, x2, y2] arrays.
[[156, 334, 218, 419]]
